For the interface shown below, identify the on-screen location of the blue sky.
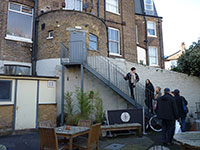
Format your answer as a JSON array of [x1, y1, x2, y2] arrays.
[[154, 0, 200, 56]]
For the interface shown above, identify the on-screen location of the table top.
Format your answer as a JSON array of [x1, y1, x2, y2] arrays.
[[174, 131, 200, 148], [56, 126, 89, 135], [101, 123, 141, 129]]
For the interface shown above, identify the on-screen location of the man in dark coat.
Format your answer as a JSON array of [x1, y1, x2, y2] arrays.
[[156, 88, 179, 145], [145, 79, 155, 113], [174, 89, 188, 132], [124, 67, 139, 100]]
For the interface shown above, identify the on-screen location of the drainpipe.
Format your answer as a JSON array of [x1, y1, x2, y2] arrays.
[[144, 15, 149, 66], [32, 0, 38, 75], [104, 0, 109, 57], [97, 0, 100, 17], [104, 0, 106, 21], [158, 18, 164, 68], [121, 0, 125, 58]]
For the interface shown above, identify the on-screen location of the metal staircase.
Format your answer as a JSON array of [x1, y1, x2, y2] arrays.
[[60, 42, 148, 109]]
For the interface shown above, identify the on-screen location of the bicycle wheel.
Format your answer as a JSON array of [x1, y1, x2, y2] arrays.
[[149, 115, 162, 132]]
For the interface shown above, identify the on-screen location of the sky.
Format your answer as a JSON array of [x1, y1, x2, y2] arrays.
[[153, 0, 200, 56]]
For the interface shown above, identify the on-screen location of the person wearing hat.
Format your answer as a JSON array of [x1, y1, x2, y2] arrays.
[[174, 89, 188, 132], [124, 67, 139, 100], [156, 88, 179, 145]]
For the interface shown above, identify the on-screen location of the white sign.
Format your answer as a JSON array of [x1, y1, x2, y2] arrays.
[[47, 81, 55, 88]]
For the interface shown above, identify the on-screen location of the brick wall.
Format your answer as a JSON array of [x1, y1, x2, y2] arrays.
[[38, 104, 57, 125], [0, 105, 13, 129], [135, 15, 164, 67], [37, 10, 108, 60], [0, 0, 33, 62]]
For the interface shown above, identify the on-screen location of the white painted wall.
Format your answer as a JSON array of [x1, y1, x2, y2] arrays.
[[39, 81, 56, 104], [137, 46, 146, 65], [109, 58, 200, 117]]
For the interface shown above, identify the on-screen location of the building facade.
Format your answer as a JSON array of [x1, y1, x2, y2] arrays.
[[0, 0, 164, 129]]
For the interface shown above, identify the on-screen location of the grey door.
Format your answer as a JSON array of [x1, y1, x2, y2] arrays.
[[69, 31, 86, 63]]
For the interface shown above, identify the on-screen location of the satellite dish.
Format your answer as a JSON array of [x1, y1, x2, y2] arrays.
[[83, 2, 90, 9]]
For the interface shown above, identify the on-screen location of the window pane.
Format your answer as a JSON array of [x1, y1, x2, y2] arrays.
[[149, 57, 156, 65], [10, 3, 20, 11], [145, 0, 152, 5], [0, 81, 11, 101], [89, 41, 97, 50], [146, 5, 153, 10], [17, 66, 30, 75], [106, 0, 118, 13], [7, 11, 33, 39], [89, 34, 98, 50], [65, 0, 82, 11], [148, 29, 155, 36], [108, 28, 120, 54], [22, 6, 33, 14], [109, 42, 119, 53], [89, 34, 97, 41]]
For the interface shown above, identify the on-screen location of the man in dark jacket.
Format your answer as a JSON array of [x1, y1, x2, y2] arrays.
[[156, 88, 179, 145], [124, 67, 139, 100], [174, 89, 188, 132]]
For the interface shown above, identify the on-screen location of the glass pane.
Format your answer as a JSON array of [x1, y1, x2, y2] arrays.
[[22, 6, 33, 14], [89, 41, 97, 50], [149, 57, 156, 65], [148, 29, 155, 36], [7, 11, 33, 39], [145, 0, 152, 5], [66, 0, 74, 10], [17, 66, 30, 75], [147, 22, 154, 29], [0, 81, 11, 100], [146, 5, 153, 10], [89, 34, 97, 41], [10, 3, 20, 11], [149, 48, 156, 57], [109, 42, 119, 54]]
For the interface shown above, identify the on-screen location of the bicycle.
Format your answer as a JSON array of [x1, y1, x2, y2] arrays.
[[147, 114, 162, 132]]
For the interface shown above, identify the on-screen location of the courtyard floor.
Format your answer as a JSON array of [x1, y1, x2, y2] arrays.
[[0, 131, 182, 150]]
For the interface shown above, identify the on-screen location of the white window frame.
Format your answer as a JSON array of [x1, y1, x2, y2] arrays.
[[148, 47, 158, 66], [5, 2, 33, 43], [89, 33, 98, 51], [108, 27, 120, 55], [106, 0, 119, 15], [144, 0, 154, 11], [147, 21, 156, 37], [65, 0, 83, 11]]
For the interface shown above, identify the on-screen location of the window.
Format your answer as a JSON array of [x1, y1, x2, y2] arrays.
[[65, 0, 82, 11], [6, 3, 33, 43], [136, 25, 139, 44], [148, 47, 158, 66], [0, 80, 12, 102], [106, 0, 119, 14], [47, 30, 54, 40], [147, 22, 156, 37], [144, 0, 154, 11], [89, 34, 98, 50], [4, 65, 30, 75], [108, 27, 120, 55]]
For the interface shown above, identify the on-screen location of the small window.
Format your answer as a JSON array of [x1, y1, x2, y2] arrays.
[[6, 2, 33, 42], [0, 80, 12, 102], [4, 65, 30, 75], [106, 0, 119, 14], [144, 0, 154, 11], [108, 27, 120, 55], [47, 30, 54, 39], [147, 22, 156, 37], [148, 47, 158, 66], [89, 34, 98, 50], [65, 0, 82, 11]]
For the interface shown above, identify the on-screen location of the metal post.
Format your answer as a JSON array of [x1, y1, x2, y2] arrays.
[[81, 64, 84, 94], [143, 107, 147, 135], [61, 65, 65, 126]]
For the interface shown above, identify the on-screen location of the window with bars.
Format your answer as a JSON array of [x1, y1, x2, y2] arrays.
[[89, 34, 98, 51], [148, 47, 158, 66], [6, 2, 33, 42], [65, 0, 82, 11], [106, 0, 119, 14], [108, 27, 120, 55], [147, 21, 156, 37]]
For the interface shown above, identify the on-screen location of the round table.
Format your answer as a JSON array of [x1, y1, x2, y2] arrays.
[[174, 131, 200, 150]]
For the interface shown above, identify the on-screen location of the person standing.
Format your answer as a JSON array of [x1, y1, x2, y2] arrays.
[[124, 67, 139, 100], [154, 86, 162, 111], [174, 89, 188, 132], [145, 79, 155, 113], [156, 88, 179, 145]]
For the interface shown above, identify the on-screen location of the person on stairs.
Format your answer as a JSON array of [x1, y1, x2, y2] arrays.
[[124, 67, 139, 100]]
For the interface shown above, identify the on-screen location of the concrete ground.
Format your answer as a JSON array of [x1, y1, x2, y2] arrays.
[[0, 131, 182, 150]]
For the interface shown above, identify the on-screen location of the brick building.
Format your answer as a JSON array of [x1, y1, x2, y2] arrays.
[[0, 0, 164, 129]]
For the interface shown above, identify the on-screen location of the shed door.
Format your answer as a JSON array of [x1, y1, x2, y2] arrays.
[[15, 80, 37, 130], [69, 31, 86, 63]]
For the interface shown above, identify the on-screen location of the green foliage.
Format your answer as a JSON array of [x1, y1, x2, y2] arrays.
[[75, 88, 94, 120], [172, 42, 200, 77], [64, 88, 104, 125]]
